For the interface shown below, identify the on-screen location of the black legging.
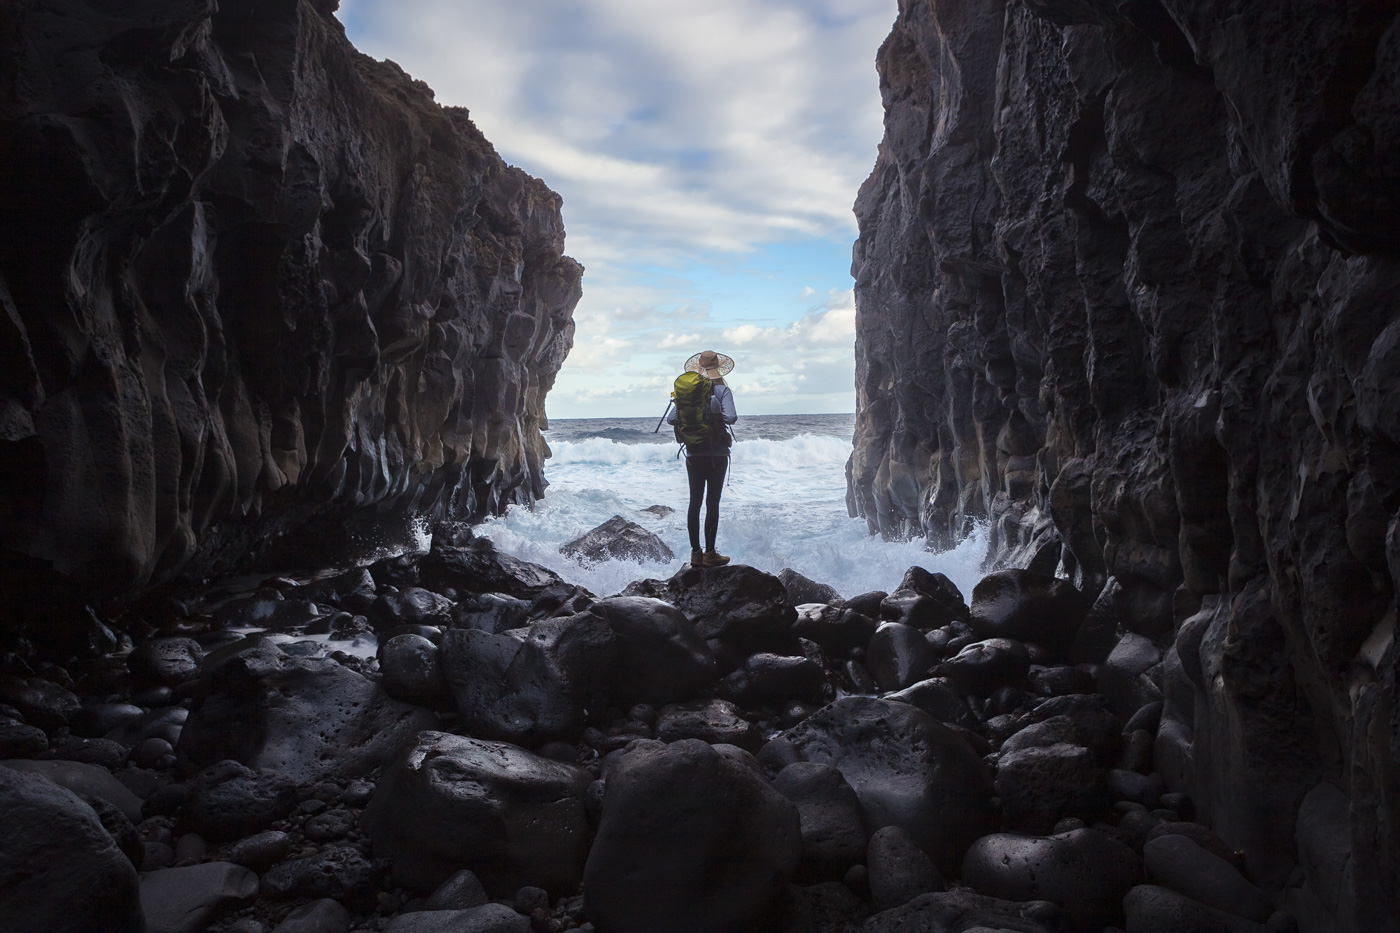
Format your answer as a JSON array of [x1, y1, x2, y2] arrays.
[[685, 454, 729, 550]]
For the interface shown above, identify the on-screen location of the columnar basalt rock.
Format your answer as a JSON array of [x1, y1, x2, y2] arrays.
[[0, 0, 582, 607], [848, 2, 1400, 930]]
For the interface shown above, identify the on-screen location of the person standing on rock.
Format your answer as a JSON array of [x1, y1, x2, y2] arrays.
[[667, 350, 738, 567]]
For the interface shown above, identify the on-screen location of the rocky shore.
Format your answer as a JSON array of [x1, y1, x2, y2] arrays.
[[0, 523, 1299, 933]]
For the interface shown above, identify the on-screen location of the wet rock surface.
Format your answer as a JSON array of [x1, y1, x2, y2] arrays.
[[560, 515, 674, 565]]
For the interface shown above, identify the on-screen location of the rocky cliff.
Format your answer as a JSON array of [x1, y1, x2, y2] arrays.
[[0, 0, 581, 605], [848, 0, 1400, 929]]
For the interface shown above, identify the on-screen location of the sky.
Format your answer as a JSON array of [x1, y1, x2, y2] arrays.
[[336, 0, 897, 418]]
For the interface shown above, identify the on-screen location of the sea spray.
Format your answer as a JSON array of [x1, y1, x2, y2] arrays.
[[479, 416, 990, 600]]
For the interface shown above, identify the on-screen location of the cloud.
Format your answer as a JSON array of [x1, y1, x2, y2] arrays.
[[339, 0, 894, 416]]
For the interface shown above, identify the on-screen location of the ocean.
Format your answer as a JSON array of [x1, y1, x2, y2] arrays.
[[477, 413, 991, 602]]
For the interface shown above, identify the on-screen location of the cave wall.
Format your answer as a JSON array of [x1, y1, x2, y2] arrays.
[[0, 0, 581, 601], [849, 0, 1400, 928]]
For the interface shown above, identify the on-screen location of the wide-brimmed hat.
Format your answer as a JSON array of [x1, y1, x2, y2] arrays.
[[685, 350, 735, 380]]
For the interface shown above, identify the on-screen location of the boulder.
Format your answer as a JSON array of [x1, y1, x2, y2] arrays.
[[589, 596, 717, 706], [936, 638, 1032, 696], [1, 758, 143, 822], [0, 766, 143, 933], [867, 825, 945, 911], [380, 633, 453, 708], [791, 603, 877, 654], [70, 701, 145, 739], [0, 675, 80, 729], [779, 567, 842, 605], [177, 639, 437, 783], [140, 862, 258, 933], [885, 566, 971, 626], [995, 743, 1109, 833], [127, 637, 204, 685], [1144, 833, 1273, 922], [772, 762, 868, 879], [423, 869, 489, 911], [861, 889, 1059, 933], [963, 828, 1143, 930], [453, 593, 532, 634], [372, 587, 456, 628], [0, 717, 49, 757], [420, 538, 564, 599], [583, 738, 802, 933], [227, 830, 292, 871], [176, 760, 299, 842], [270, 899, 351, 933], [660, 563, 798, 656], [783, 696, 996, 874], [1100, 633, 1164, 718], [722, 652, 828, 706], [361, 731, 591, 895], [561, 515, 674, 564], [440, 612, 616, 744], [969, 570, 1089, 651], [866, 622, 939, 692], [261, 846, 375, 903], [656, 698, 763, 753], [884, 678, 981, 732], [383, 905, 528, 933], [1123, 884, 1270, 933]]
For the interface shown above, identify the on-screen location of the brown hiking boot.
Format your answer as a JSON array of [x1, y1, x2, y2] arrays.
[[703, 549, 731, 567], [690, 548, 705, 566]]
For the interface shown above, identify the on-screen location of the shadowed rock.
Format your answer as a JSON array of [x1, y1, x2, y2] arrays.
[[561, 515, 674, 564]]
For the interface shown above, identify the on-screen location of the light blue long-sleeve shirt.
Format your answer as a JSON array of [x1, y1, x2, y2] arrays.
[[667, 382, 737, 456]]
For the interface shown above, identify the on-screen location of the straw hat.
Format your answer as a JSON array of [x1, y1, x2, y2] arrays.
[[685, 350, 735, 380]]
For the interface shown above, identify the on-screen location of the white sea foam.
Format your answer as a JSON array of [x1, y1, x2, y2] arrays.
[[480, 432, 990, 601]]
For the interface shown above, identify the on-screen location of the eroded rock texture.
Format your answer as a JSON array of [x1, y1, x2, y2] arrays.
[[0, 0, 581, 602], [849, 2, 1400, 930]]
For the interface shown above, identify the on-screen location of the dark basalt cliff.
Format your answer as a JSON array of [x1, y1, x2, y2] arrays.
[[849, 0, 1400, 929], [0, 0, 581, 603]]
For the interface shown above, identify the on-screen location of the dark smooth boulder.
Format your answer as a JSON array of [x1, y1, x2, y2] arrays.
[[772, 762, 868, 879], [590, 596, 717, 707], [1123, 884, 1270, 933], [867, 825, 945, 911], [723, 652, 828, 706], [423, 868, 489, 911], [891, 566, 971, 623], [140, 862, 258, 933], [177, 760, 298, 841], [969, 569, 1088, 650], [660, 563, 798, 656], [270, 898, 351, 933], [127, 637, 204, 685], [105, 705, 188, 747], [963, 828, 1143, 930], [177, 640, 437, 783], [1026, 694, 1122, 764], [373, 587, 456, 628], [2, 758, 143, 821], [1144, 833, 1273, 922], [885, 678, 982, 732], [866, 622, 939, 692], [420, 538, 564, 599], [656, 698, 763, 752], [1100, 633, 1164, 718], [453, 593, 532, 633], [0, 766, 143, 933], [995, 743, 1109, 833], [561, 515, 674, 564], [861, 889, 1059, 933], [791, 603, 877, 654], [361, 731, 591, 895], [380, 633, 453, 708], [1110, 768, 1166, 807], [0, 675, 80, 729], [70, 701, 145, 739], [1028, 664, 1096, 697], [844, 590, 888, 618], [440, 612, 616, 744], [227, 830, 292, 871], [583, 738, 801, 933], [783, 697, 996, 874], [383, 904, 528, 933], [1145, 821, 1236, 865], [936, 637, 1031, 696], [779, 567, 842, 605]]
